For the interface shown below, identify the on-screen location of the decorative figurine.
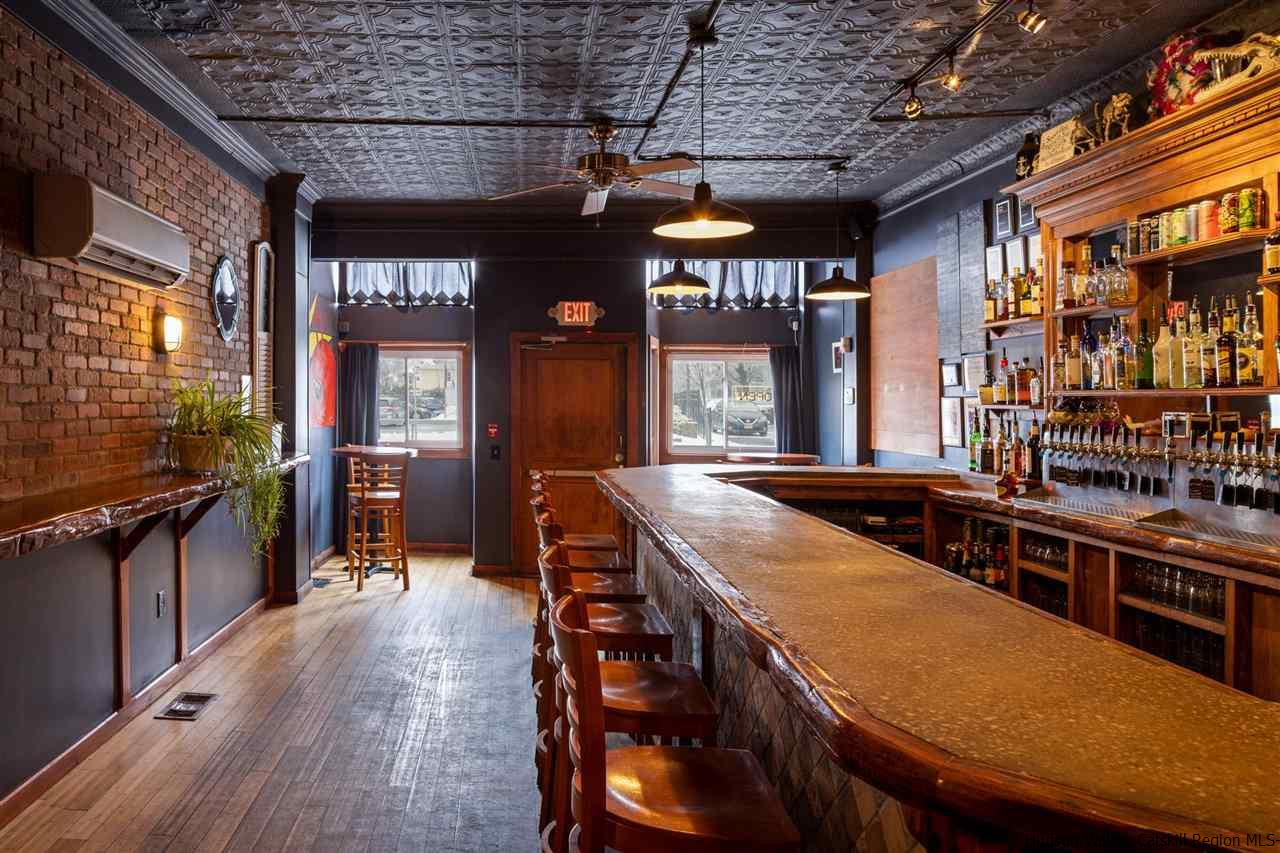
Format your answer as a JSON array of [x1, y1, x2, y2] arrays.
[[1192, 33, 1280, 103], [1093, 92, 1133, 142], [1015, 132, 1040, 180]]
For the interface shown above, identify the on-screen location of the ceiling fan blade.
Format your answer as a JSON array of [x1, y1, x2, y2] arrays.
[[630, 179, 696, 199], [581, 187, 609, 216], [487, 180, 583, 201], [626, 157, 699, 176], [527, 163, 581, 174]]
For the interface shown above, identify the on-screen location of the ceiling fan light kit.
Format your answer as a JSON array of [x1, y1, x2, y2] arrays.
[[647, 258, 711, 296]]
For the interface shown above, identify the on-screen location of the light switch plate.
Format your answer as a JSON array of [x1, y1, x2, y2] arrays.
[[843, 387, 855, 405]]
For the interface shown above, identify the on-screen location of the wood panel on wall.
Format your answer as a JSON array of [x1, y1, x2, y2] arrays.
[[869, 256, 939, 458]]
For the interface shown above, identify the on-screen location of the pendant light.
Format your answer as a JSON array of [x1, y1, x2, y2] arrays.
[[1017, 0, 1048, 34], [647, 258, 710, 296], [652, 43, 753, 239], [806, 162, 869, 301], [902, 84, 924, 120]]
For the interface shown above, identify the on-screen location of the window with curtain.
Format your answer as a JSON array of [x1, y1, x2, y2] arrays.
[[646, 260, 800, 310], [376, 346, 469, 456], [666, 349, 774, 454], [341, 261, 474, 308]]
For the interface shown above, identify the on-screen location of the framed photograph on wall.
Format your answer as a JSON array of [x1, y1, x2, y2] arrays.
[[1028, 232, 1043, 270], [994, 197, 1015, 239], [831, 341, 843, 374], [962, 354, 986, 394], [941, 362, 961, 388], [1018, 197, 1037, 231], [1005, 236, 1026, 274], [941, 396, 964, 448], [984, 244, 1004, 283]]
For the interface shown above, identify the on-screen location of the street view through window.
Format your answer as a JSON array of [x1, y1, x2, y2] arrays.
[[669, 355, 774, 452], [378, 350, 464, 448]]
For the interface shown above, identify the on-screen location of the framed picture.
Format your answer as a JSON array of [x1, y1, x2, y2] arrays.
[[941, 362, 961, 388], [962, 354, 986, 394], [994, 197, 1015, 239], [831, 341, 843, 374], [1005, 236, 1026, 274], [941, 397, 964, 448], [985, 244, 1005, 283], [963, 397, 981, 446], [1018, 197, 1037, 231], [1028, 232, 1043, 270]]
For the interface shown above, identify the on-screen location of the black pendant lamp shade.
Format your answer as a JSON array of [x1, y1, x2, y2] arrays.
[[647, 258, 711, 296], [806, 162, 869, 301], [653, 181, 754, 239], [653, 41, 752, 240]]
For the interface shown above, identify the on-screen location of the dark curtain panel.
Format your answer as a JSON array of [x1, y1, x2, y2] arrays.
[[335, 344, 379, 552], [647, 260, 799, 310], [342, 261, 473, 308], [770, 345, 813, 454]]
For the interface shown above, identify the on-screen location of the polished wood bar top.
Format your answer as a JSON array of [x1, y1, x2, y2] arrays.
[[0, 454, 309, 559], [598, 464, 1280, 849]]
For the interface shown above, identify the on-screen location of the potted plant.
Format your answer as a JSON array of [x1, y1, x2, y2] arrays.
[[168, 379, 283, 554]]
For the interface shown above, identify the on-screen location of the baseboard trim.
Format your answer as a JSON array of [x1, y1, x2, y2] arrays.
[[408, 542, 471, 555], [310, 545, 336, 569], [471, 563, 512, 577], [274, 578, 312, 605], [0, 596, 268, 831]]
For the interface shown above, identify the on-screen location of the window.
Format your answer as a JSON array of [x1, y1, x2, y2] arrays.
[[667, 351, 774, 455], [377, 346, 469, 456]]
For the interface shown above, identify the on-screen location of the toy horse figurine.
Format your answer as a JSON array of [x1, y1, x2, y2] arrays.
[[1093, 92, 1133, 143]]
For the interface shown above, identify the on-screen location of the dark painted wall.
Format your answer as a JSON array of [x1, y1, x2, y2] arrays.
[[339, 305, 476, 546], [188, 501, 265, 649], [806, 261, 869, 466], [309, 261, 338, 559], [128, 515, 178, 695], [656, 306, 796, 346], [0, 535, 115, 799]]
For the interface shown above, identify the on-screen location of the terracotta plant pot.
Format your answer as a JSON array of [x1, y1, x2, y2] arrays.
[[171, 433, 231, 474]]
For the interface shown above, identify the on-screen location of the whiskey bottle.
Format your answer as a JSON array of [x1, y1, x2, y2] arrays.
[[1014, 267, 1032, 318], [1026, 415, 1042, 481], [1238, 295, 1262, 386], [980, 417, 995, 475], [1169, 313, 1186, 389], [1216, 297, 1238, 387], [1265, 211, 1280, 275], [1135, 318, 1153, 389], [1059, 262, 1075, 311], [1182, 299, 1203, 389], [1031, 257, 1044, 316], [1066, 335, 1083, 391], [998, 271, 1011, 321], [1152, 308, 1171, 389], [1101, 330, 1116, 390], [984, 279, 997, 323], [1053, 339, 1068, 391], [1029, 357, 1043, 406], [1202, 301, 1220, 388]]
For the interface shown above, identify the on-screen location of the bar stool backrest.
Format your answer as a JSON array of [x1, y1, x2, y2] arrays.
[[548, 591, 606, 851], [536, 542, 572, 603], [535, 510, 566, 549], [353, 451, 412, 501]]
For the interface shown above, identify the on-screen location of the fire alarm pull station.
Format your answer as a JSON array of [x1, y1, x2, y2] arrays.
[[487, 423, 499, 439]]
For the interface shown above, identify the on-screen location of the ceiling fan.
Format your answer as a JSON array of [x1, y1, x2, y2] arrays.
[[488, 121, 698, 215]]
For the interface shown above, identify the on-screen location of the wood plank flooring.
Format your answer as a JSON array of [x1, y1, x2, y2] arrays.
[[0, 556, 539, 852]]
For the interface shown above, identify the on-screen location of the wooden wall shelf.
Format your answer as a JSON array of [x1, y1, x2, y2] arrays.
[[1116, 593, 1227, 636], [1020, 559, 1070, 584], [1125, 229, 1269, 268], [982, 316, 1043, 332], [1051, 304, 1134, 320], [1259, 272, 1280, 287], [980, 403, 1042, 411], [1053, 387, 1277, 399]]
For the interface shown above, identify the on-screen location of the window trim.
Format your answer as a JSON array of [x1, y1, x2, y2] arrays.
[[373, 341, 471, 459], [660, 345, 774, 464]]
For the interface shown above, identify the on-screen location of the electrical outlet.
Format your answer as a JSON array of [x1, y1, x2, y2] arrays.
[[157, 589, 167, 618]]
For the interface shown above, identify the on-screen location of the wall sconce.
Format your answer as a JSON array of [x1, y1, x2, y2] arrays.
[[153, 306, 183, 353]]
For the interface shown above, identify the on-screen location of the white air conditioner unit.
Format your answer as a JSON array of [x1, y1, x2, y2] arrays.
[[33, 174, 190, 291]]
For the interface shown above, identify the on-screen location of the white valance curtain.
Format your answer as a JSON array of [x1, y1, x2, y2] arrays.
[[646, 260, 800, 309], [341, 261, 473, 308]]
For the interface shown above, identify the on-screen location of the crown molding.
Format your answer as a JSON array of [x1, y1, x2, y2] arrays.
[[34, 0, 324, 202]]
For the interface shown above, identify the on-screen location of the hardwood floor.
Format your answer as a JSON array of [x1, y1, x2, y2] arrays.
[[0, 556, 539, 852]]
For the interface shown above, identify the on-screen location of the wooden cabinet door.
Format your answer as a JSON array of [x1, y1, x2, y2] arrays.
[[511, 340, 631, 573]]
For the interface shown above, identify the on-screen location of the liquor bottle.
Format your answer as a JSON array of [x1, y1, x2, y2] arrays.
[[1202, 301, 1220, 388], [998, 271, 1011, 321], [1109, 244, 1128, 304], [968, 411, 981, 472], [1169, 313, 1186, 389], [994, 418, 1008, 477], [979, 417, 995, 475], [1152, 308, 1171, 389], [1080, 322, 1097, 391], [1059, 262, 1075, 310], [984, 279, 997, 323], [1116, 319, 1135, 391], [1011, 424, 1026, 479], [1135, 317, 1153, 389], [995, 349, 1009, 404], [1266, 212, 1280, 275], [1066, 335, 1083, 391], [1053, 339, 1068, 391], [1031, 257, 1044, 316], [1029, 357, 1044, 407], [1017, 358, 1033, 405], [1183, 299, 1203, 389], [1238, 294, 1262, 386], [1014, 267, 1032, 318], [1217, 297, 1238, 387], [1026, 415, 1042, 481], [1101, 330, 1116, 390], [1005, 350, 1017, 402]]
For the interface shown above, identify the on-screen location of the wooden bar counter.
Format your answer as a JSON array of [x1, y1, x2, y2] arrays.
[[597, 464, 1280, 852]]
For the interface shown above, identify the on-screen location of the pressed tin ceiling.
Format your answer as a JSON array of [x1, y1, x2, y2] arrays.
[[92, 0, 1241, 203]]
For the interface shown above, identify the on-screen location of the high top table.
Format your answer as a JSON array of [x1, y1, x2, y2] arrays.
[[332, 445, 418, 576]]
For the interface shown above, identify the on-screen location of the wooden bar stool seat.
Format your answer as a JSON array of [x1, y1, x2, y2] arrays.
[[569, 572, 646, 604], [562, 531, 620, 552], [598, 661, 717, 741], [566, 548, 633, 574], [583, 602, 673, 659]]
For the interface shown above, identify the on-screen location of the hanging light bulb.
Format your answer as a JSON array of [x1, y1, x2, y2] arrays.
[[940, 54, 963, 93], [1017, 0, 1047, 34], [806, 162, 869, 302], [903, 85, 924, 120], [652, 42, 753, 240], [647, 259, 710, 296]]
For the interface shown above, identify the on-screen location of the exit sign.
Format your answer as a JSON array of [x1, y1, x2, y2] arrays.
[[548, 301, 605, 327]]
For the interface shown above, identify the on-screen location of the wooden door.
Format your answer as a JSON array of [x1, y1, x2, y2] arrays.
[[510, 335, 640, 574]]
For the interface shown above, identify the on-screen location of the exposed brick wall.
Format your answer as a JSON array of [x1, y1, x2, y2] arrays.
[[0, 8, 267, 500]]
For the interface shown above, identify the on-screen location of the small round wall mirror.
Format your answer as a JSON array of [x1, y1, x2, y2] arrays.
[[211, 256, 239, 342]]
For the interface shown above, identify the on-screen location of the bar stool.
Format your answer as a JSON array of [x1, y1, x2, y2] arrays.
[[548, 592, 800, 853], [528, 483, 623, 555], [534, 505, 633, 574], [347, 450, 411, 592]]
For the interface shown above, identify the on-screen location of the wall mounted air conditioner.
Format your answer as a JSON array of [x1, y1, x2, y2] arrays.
[[33, 174, 190, 290]]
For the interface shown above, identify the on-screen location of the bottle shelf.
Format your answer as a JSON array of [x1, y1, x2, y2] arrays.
[[1018, 559, 1070, 584], [1117, 593, 1227, 636], [1051, 387, 1278, 398], [1258, 272, 1280, 287], [982, 316, 1044, 337], [1126, 228, 1269, 268], [979, 403, 1042, 411], [1050, 304, 1136, 320]]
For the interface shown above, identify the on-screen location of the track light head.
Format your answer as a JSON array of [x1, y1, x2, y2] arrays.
[[1017, 1, 1047, 34], [940, 55, 963, 93], [903, 87, 923, 120]]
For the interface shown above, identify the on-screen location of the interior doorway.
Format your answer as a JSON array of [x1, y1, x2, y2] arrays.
[[509, 333, 642, 574]]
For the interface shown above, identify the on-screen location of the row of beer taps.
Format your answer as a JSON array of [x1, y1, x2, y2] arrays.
[[1039, 423, 1280, 508]]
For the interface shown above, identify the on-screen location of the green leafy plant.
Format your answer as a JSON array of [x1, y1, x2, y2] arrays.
[[168, 379, 283, 555]]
